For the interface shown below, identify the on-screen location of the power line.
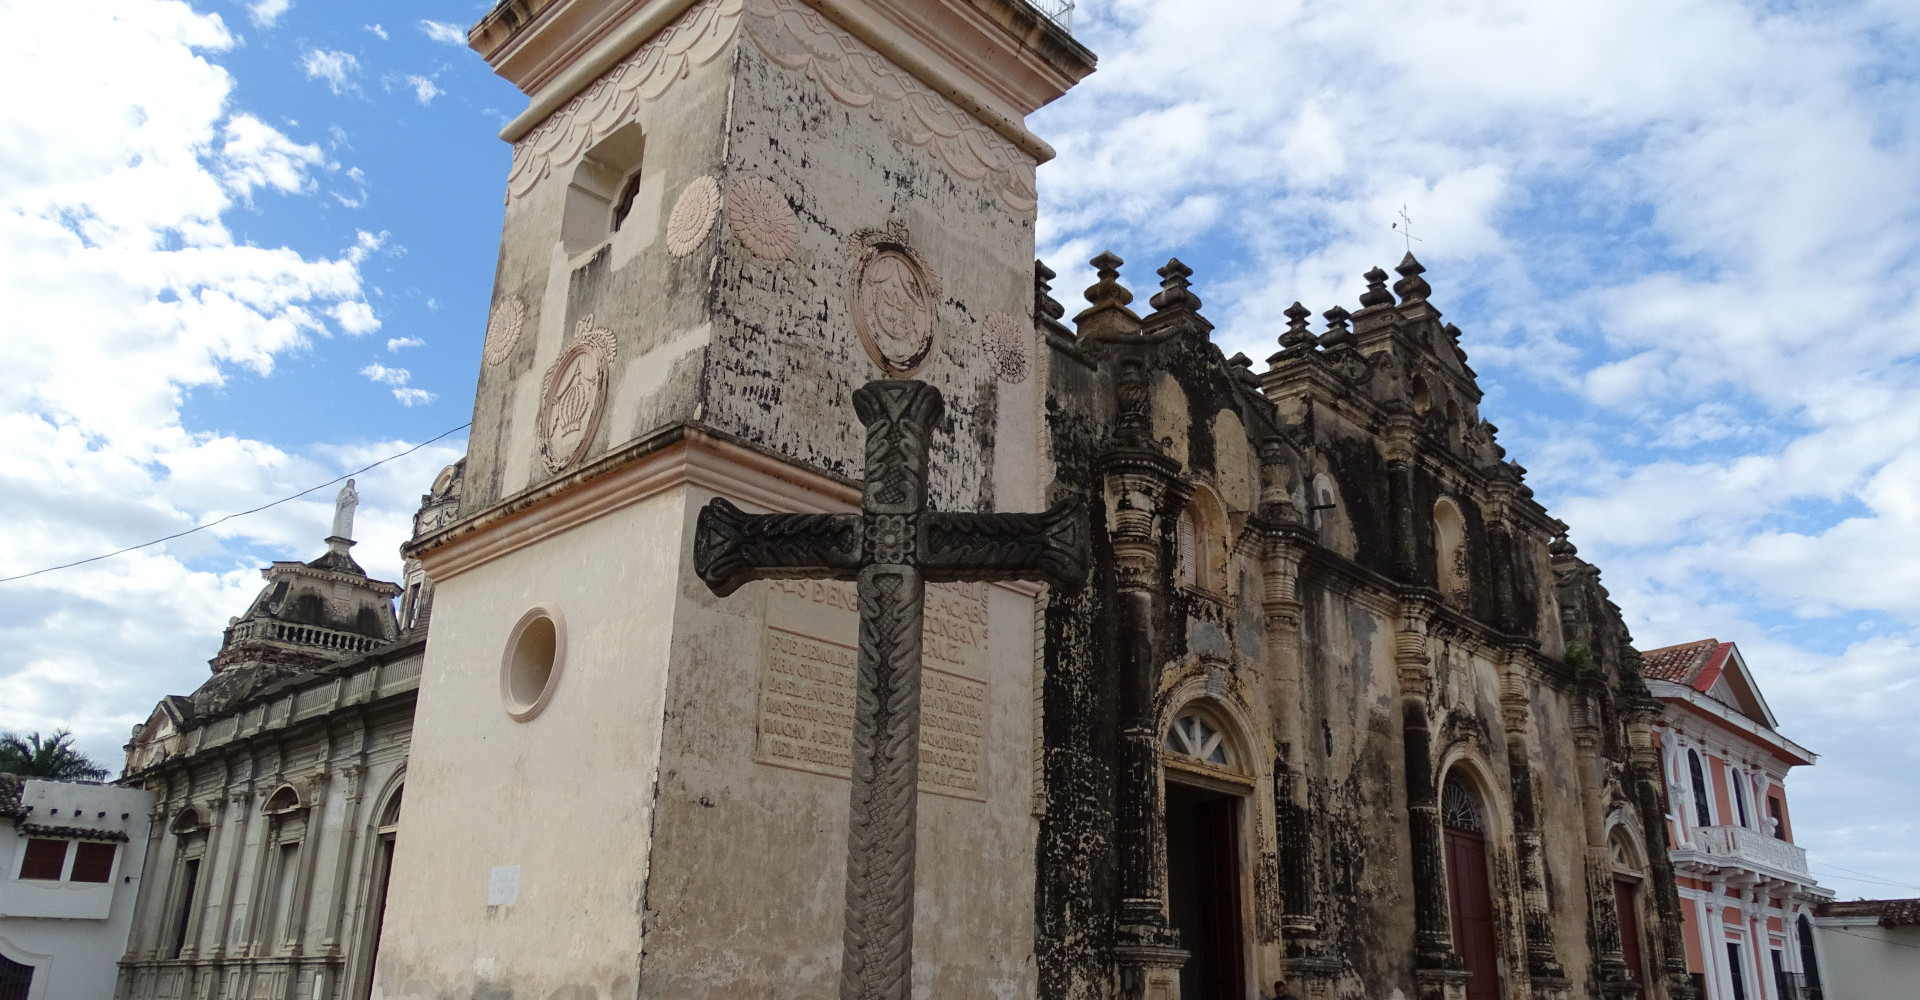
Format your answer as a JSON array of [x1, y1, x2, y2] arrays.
[[0, 423, 470, 584], [1810, 860, 1920, 892]]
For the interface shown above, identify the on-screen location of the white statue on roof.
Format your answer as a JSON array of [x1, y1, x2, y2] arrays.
[[331, 479, 358, 541]]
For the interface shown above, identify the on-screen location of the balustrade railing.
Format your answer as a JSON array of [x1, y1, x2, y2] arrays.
[[225, 619, 382, 655], [1692, 824, 1809, 876]]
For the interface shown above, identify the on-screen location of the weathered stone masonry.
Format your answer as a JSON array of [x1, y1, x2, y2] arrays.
[[1033, 253, 1697, 1000]]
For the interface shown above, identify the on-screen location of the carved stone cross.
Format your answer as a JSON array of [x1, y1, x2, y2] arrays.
[[694, 379, 1087, 1000]]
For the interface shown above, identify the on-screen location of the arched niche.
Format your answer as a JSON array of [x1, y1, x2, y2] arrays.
[[1433, 496, 1470, 605], [1175, 483, 1231, 595], [561, 121, 646, 257]]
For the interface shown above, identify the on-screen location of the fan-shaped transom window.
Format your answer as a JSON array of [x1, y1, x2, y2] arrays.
[[1610, 830, 1643, 875], [1441, 773, 1485, 833], [1165, 712, 1230, 767]]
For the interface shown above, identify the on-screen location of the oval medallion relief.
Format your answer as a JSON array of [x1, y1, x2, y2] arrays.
[[665, 176, 720, 258], [537, 315, 619, 474], [848, 229, 942, 377], [482, 294, 526, 369]]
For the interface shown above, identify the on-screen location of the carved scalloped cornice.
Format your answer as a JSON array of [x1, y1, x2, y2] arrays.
[[502, 0, 1048, 212]]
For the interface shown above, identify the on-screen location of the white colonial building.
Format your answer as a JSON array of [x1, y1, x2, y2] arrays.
[[2, 775, 154, 1000], [1644, 640, 1831, 1000]]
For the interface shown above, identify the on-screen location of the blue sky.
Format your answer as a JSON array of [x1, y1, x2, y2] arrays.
[[2, 0, 1918, 902]]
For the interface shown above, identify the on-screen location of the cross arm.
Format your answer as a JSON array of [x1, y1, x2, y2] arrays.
[[693, 498, 863, 597], [917, 498, 1089, 592]]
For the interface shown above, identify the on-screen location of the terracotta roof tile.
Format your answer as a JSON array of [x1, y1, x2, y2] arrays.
[[1638, 638, 1719, 683]]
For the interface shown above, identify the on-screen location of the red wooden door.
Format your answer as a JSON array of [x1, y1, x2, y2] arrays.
[[1195, 798, 1246, 1000], [1615, 879, 1648, 1000], [1444, 827, 1501, 1000]]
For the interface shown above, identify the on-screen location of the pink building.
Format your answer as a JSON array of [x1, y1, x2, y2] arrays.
[[1643, 639, 1831, 1000]]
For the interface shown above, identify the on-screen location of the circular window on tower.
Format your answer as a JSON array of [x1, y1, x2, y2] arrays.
[[500, 605, 566, 722]]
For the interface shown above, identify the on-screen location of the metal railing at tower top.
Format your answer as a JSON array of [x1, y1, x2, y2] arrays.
[[1022, 0, 1075, 32]]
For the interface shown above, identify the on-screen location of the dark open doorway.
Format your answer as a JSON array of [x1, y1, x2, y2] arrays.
[[1166, 781, 1246, 1000]]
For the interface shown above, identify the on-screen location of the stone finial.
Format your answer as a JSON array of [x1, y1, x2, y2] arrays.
[[1035, 259, 1072, 340], [1149, 258, 1202, 313], [1358, 266, 1395, 308], [1084, 252, 1132, 308], [1277, 301, 1314, 350], [1549, 534, 1577, 559], [1319, 305, 1353, 347], [1393, 252, 1432, 303], [1072, 251, 1143, 340], [1144, 257, 1212, 340]]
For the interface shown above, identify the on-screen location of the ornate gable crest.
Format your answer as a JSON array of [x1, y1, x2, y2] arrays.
[[848, 229, 941, 377], [538, 315, 619, 474]]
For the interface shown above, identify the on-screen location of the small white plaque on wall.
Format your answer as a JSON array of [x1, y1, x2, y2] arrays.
[[487, 865, 520, 906]]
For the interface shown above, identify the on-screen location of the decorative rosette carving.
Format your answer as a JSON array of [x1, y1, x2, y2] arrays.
[[665, 175, 721, 257], [981, 312, 1030, 384], [725, 176, 801, 261], [482, 295, 526, 369], [537, 316, 619, 474], [848, 229, 941, 377]]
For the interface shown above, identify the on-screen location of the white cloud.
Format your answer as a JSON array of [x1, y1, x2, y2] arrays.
[[0, 0, 450, 770], [404, 74, 442, 106], [364, 23, 387, 41], [386, 336, 423, 352], [248, 0, 289, 28], [1037, 0, 1920, 892], [218, 113, 325, 199], [418, 20, 466, 45], [331, 299, 379, 335], [359, 362, 408, 386], [301, 48, 359, 95], [359, 362, 434, 406]]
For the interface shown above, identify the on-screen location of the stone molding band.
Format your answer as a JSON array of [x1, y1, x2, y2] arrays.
[[409, 421, 1042, 597]]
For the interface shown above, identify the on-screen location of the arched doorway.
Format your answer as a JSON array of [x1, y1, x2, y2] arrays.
[[1163, 708, 1249, 1000], [1442, 772, 1500, 1000], [1610, 829, 1650, 1000]]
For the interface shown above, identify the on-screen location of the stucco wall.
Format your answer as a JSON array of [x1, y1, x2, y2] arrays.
[[0, 781, 152, 1000], [374, 490, 686, 1000]]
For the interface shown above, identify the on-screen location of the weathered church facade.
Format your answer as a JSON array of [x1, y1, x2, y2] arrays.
[[112, 2, 1694, 1000]]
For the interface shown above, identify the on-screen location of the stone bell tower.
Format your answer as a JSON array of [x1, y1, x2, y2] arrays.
[[373, 2, 1093, 998]]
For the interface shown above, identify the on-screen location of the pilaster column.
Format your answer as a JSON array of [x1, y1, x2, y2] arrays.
[[1260, 517, 1335, 980], [1384, 424, 1420, 583], [129, 798, 173, 961], [1573, 696, 1633, 997], [1625, 695, 1701, 1000], [321, 762, 369, 954], [285, 767, 332, 958], [1103, 371, 1189, 1000], [1499, 652, 1569, 997], [1395, 596, 1461, 990], [178, 795, 228, 959], [212, 785, 256, 959]]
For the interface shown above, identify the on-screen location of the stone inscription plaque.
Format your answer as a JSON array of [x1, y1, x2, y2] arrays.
[[758, 579, 990, 800]]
